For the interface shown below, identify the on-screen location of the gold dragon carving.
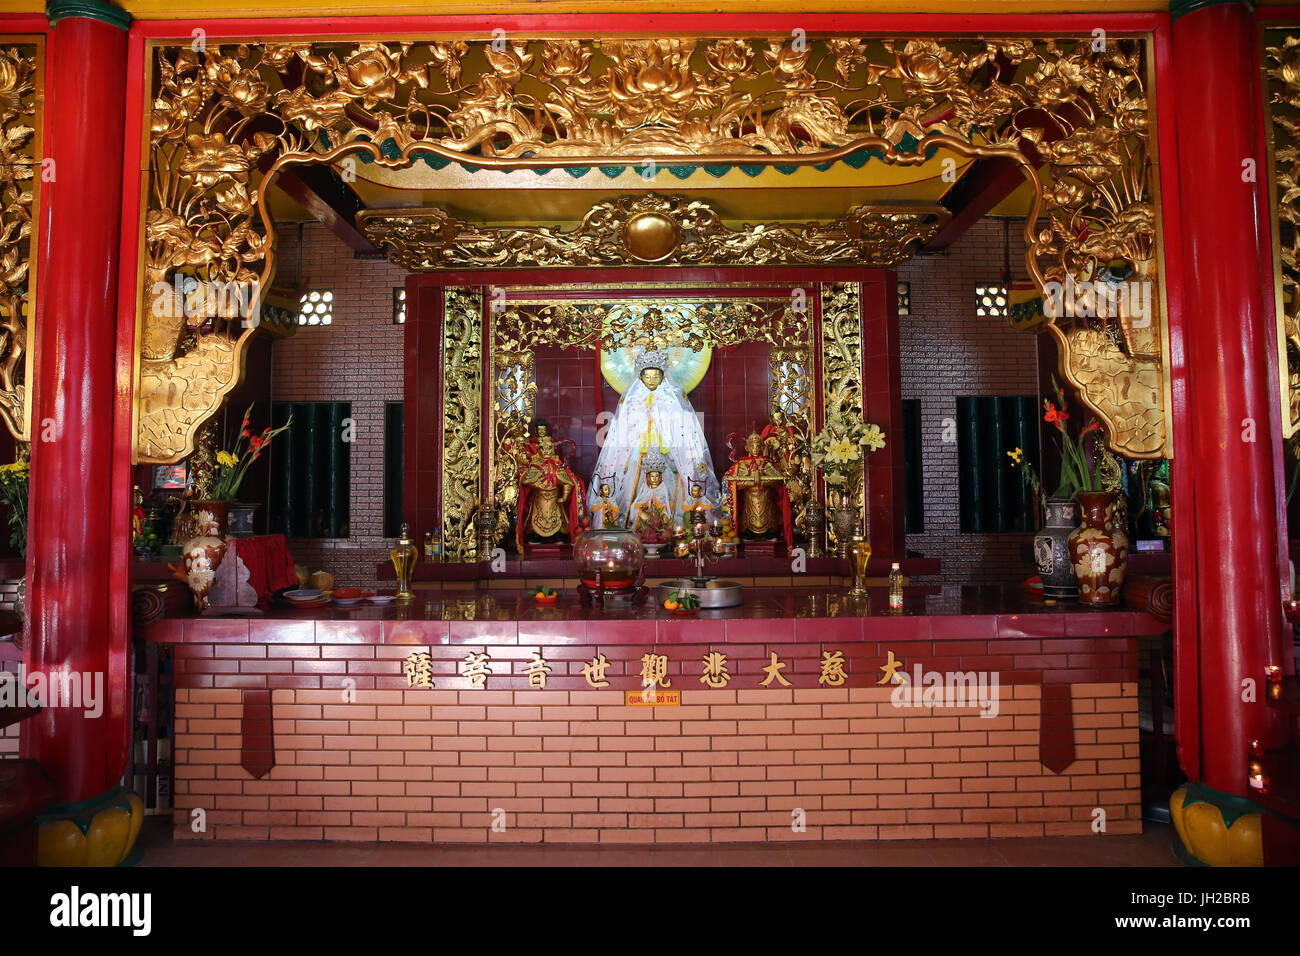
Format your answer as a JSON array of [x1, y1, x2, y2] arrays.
[[442, 287, 483, 562], [0, 41, 40, 443], [1266, 33, 1300, 440], [358, 195, 950, 270], [140, 35, 1164, 462]]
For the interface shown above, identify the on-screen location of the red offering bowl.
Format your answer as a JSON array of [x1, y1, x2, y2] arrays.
[[671, 607, 697, 616], [534, 594, 560, 605]]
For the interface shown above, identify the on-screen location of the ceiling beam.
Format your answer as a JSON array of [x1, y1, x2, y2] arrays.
[[261, 159, 380, 255], [922, 154, 1032, 251]]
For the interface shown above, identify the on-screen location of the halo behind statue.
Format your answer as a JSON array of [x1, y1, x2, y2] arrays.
[[602, 344, 712, 395]]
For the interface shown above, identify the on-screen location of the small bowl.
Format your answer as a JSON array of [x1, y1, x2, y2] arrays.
[[671, 606, 698, 616], [368, 594, 396, 606], [534, 594, 560, 606], [333, 587, 363, 601], [334, 598, 364, 607], [285, 588, 323, 603]]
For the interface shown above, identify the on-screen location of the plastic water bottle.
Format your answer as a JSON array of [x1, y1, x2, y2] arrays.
[[889, 562, 903, 610]]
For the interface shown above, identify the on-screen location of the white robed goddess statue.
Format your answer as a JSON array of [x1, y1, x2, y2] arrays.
[[591, 349, 721, 527]]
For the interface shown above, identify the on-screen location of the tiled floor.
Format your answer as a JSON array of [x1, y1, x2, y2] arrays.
[[136, 818, 1182, 867]]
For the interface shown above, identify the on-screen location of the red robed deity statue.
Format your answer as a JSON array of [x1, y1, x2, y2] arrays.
[[516, 420, 588, 551], [722, 431, 794, 550]]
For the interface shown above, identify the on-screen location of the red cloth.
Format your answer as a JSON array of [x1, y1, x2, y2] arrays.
[[232, 534, 298, 608]]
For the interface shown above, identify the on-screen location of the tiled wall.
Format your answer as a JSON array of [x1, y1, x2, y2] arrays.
[[272, 219, 1040, 588], [898, 220, 1039, 583], [160, 617, 1143, 844], [172, 682, 1140, 843]]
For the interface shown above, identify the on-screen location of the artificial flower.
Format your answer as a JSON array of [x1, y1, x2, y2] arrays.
[[216, 450, 238, 468], [1007, 447, 1023, 464], [860, 425, 886, 452], [826, 438, 858, 464]]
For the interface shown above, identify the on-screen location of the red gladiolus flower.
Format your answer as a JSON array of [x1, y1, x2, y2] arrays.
[[249, 435, 264, 452], [1082, 421, 1101, 435], [1043, 403, 1068, 424], [241, 428, 251, 438]]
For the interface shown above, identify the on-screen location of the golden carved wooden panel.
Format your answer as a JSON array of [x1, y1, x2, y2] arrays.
[[359, 196, 950, 270], [442, 287, 483, 562], [0, 39, 41, 443], [1265, 30, 1300, 441]]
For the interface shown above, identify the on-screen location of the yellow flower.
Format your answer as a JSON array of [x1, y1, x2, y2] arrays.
[[826, 438, 858, 464], [216, 450, 238, 468], [860, 425, 886, 452], [1007, 447, 1023, 464]]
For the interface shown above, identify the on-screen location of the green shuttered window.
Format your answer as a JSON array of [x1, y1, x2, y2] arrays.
[[902, 399, 924, 534], [383, 402, 404, 538], [956, 395, 1038, 533], [269, 401, 351, 538]]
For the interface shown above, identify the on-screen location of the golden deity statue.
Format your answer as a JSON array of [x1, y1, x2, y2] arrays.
[[761, 408, 813, 527], [516, 420, 587, 550], [723, 432, 794, 549]]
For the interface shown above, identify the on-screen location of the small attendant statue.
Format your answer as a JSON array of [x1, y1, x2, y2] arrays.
[[629, 451, 676, 554], [590, 475, 622, 530], [723, 432, 794, 550], [516, 420, 587, 551]]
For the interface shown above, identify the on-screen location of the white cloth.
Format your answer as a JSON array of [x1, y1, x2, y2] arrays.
[[592, 370, 721, 527]]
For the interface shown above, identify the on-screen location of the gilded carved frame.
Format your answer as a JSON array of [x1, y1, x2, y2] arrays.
[[136, 33, 1169, 465], [481, 287, 815, 562]]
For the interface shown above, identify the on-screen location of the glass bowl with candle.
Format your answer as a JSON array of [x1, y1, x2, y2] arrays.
[[573, 528, 644, 593]]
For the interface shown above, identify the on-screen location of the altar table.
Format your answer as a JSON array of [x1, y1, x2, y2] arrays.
[[136, 587, 1163, 844]]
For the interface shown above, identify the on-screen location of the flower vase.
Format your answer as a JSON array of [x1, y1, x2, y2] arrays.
[[1068, 491, 1129, 606], [1034, 497, 1079, 599], [830, 490, 858, 558], [181, 501, 229, 612]]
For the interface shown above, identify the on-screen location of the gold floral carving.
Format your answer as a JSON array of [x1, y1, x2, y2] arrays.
[[0, 41, 41, 442], [442, 287, 484, 562], [819, 282, 865, 544], [358, 195, 950, 270], [139, 35, 1164, 460], [1265, 33, 1300, 440]]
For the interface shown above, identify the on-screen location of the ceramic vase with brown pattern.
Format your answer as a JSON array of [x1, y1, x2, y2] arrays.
[[181, 501, 229, 611], [1067, 491, 1129, 606]]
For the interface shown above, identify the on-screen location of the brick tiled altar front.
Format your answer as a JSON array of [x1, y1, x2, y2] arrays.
[[140, 589, 1160, 844]]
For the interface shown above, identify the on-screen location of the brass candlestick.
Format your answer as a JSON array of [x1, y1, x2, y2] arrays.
[[475, 502, 498, 558], [804, 502, 826, 558]]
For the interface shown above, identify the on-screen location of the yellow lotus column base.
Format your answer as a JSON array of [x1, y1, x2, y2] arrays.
[[37, 786, 145, 867], [1169, 783, 1263, 867]]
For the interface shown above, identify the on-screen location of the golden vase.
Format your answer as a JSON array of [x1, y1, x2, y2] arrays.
[[848, 535, 872, 597], [390, 522, 419, 602]]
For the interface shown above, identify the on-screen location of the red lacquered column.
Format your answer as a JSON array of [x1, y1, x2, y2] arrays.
[[1170, 1, 1291, 793], [22, 1, 130, 815]]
